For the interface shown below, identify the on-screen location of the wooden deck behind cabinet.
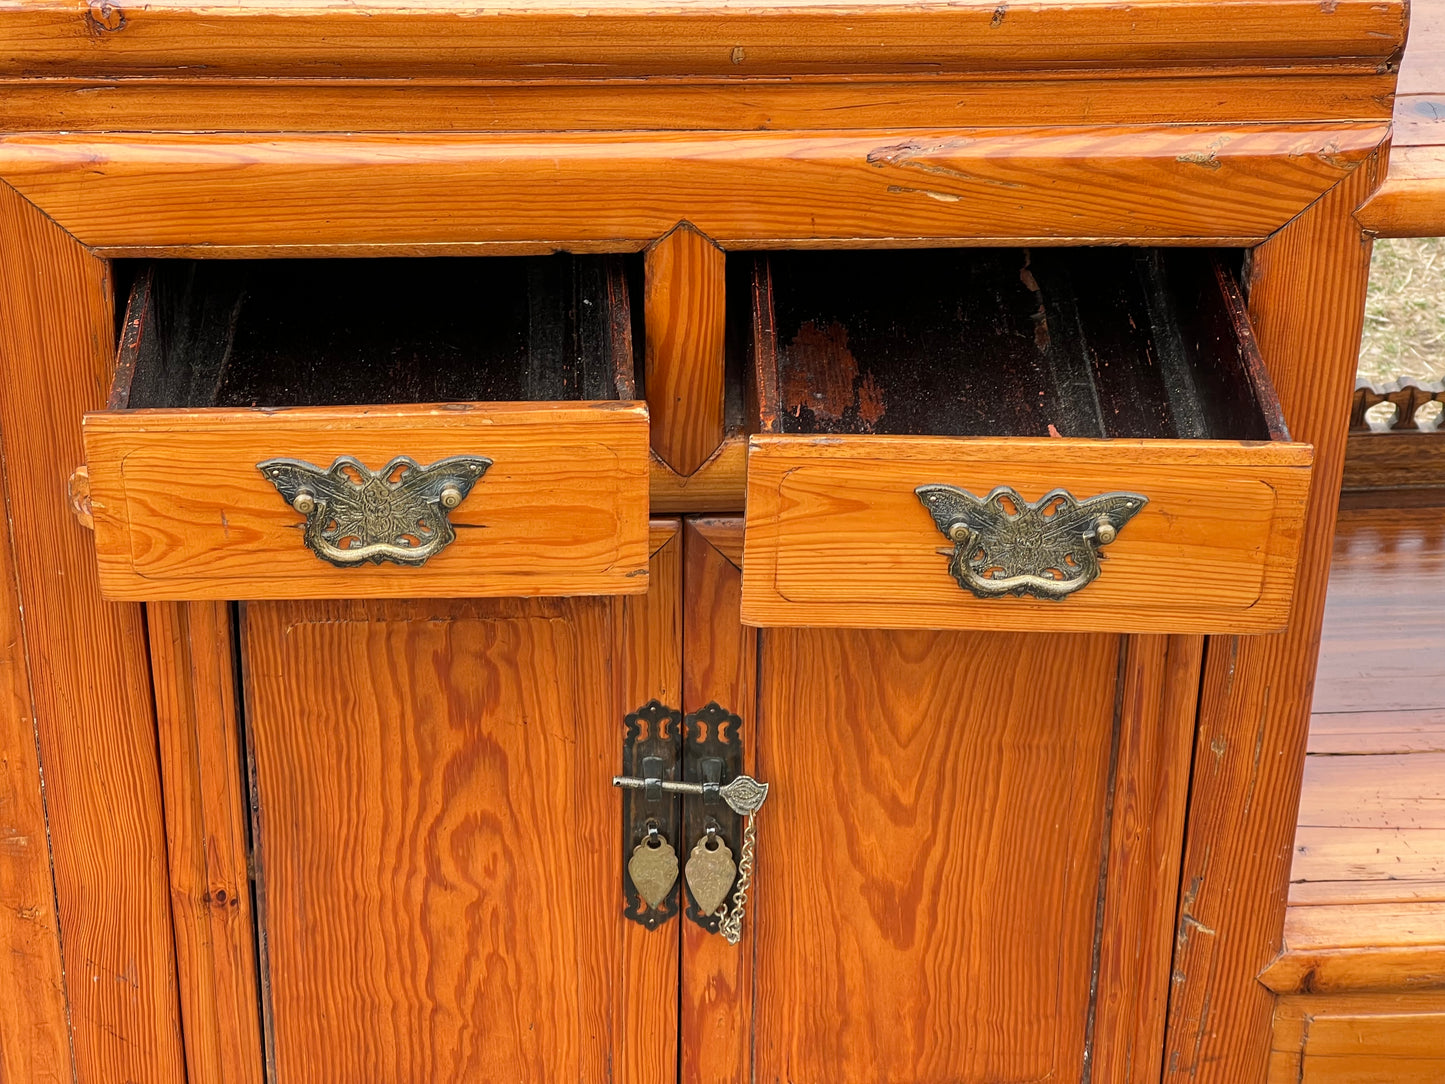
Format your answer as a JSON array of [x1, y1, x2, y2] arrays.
[[1266, 508, 1445, 1080]]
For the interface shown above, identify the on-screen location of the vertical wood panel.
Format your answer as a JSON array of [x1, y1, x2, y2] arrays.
[[680, 518, 755, 1084], [619, 521, 683, 1084], [645, 223, 727, 477], [749, 624, 1121, 1082], [0, 382, 73, 1083], [1163, 161, 1384, 1083], [148, 601, 265, 1084], [242, 588, 671, 1083], [1092, 634, 1204, 1084], [0, 182, 186, 1084]]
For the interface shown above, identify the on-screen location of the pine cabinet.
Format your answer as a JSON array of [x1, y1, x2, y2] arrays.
[[0, 3, 1402, 1083]]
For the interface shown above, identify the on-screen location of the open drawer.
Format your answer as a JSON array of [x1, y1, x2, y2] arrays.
[[741, 249, 1313, 634], [83, 256, 649, 601]]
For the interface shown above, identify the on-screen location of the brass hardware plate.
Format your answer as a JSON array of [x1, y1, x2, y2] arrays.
[[258, 454, 491, 567], [613, 700, 769, 940], [618, 700, 683, 928], [917, 484, 1147, 600]]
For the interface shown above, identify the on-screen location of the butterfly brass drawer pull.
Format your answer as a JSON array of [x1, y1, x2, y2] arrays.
[[916, 484, 1147, 600], [259, 455, 492, 567]]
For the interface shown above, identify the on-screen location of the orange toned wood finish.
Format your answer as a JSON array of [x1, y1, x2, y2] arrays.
[[1262, 508, 1445, 998], [0, 124, 1384, 255], [147, 602, 265, 1084], [1270, 993, 1445, 1084], [748, 625, 1120, 1081], [0, 386, 73, 1084], [649, 441, 746, 514], [0, 0, 1403, 81], [0, 74, 1399, 138], [742, 435, 1313, 634], [82, 402, 651, 601], [645, 225, 727, 477], [1091, 633, 1204, 1084], [239, 530, 680, 1084], [1358, 0, 1445, 236], [1162, 161, 1384, 1084], [0, 181, 187, 1084], [680, 519, 755, 1084], [617, 521, 684, 1084]]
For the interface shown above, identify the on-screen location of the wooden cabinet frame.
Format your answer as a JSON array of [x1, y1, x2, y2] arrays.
[[0, 4, 1398, 1078]]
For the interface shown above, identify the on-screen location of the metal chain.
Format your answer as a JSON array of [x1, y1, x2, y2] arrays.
[[715, 813, 757, 945]]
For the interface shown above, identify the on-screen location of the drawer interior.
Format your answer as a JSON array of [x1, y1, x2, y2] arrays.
[[751, 248, 1286, 442], [113, 254, 637, 410]]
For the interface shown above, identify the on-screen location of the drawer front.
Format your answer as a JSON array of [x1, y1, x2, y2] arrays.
[[83, 401, 650, 601], [742, 434, 1313, 634]]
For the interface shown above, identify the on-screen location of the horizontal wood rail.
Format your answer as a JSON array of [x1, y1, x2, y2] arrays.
[[0, 124, 1386, 253], [1342, 380, 1445, 498], [0, 0, 1406, 81]]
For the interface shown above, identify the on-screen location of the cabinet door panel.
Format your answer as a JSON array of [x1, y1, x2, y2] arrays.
[[752, 627, 1121, 1082], [241, 591, 665, 1083]]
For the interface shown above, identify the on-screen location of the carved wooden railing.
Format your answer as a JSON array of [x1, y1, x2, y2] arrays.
[[1344, 378, 1445, 498], [1350, 377, 1445, 433]]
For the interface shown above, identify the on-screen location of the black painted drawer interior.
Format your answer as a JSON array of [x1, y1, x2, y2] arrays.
[[115, 254, 637, 411], [750, 248, 1286, 442]]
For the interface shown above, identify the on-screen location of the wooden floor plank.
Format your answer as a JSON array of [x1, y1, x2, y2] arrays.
[[1294, 826, 1445, 887], [1297, 754, 1445, 831], [1283, 506, 1445, 994], [1308, 711, 1445, 755], [1312, 511, 1445, 715]]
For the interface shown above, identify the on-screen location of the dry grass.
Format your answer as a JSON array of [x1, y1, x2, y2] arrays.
[[1358, 236, 1445, 387]]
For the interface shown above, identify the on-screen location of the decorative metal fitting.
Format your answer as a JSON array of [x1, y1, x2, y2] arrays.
[[258, 454, 492, 568], [916, 484, 1147, 600]]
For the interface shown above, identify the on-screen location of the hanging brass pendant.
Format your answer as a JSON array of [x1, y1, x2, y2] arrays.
[[627, 833, 680, 910], [685, 833, 738, 917]]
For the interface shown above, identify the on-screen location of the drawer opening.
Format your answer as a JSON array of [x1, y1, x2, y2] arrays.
[[83, 254, 652, 602], [112, 255, 638, 411], [750, 248, 1287, 443]]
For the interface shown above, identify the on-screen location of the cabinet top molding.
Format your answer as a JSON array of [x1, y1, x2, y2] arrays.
[[0, 0, 1406, 81]]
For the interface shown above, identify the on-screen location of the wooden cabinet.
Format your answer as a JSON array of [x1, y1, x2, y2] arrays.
[[0, 4, 1403, 1084], [213, 516, 1191, 1082]]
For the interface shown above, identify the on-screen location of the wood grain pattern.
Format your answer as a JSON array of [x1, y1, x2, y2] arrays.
[[1297, 754, 1445, 830], [649, 441, 746, 514], [83, 403, 651, 600], [0, 179, 186, 1083], [0, 125, 1385, 252], [0, 365, 73, 1084], [645, 225, 726, 476], [148, 601, 265, 1084], [1309, 710, 1445, 755], [1162, 161, 1383, 1083], [1263, 901, 1445, 993], [1358, 0, 1445, 235], [619, 520, 683, 1084], [680, 518, 756, 1084], [242, 590, 666, 1083], [1313, 508, 1445, 715], [742, 435, 1313, 633], [1271, 993, 1445, 1084], [1342, 431, 1445, 494], [0, 74, 1398, 136], [1271, 505, 1445, 998], [0, 0, 1404, 80], [748, 624, 1120, 1082], [1092, 634, 1204, 1084], [1356, 147, 1445, 236]]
